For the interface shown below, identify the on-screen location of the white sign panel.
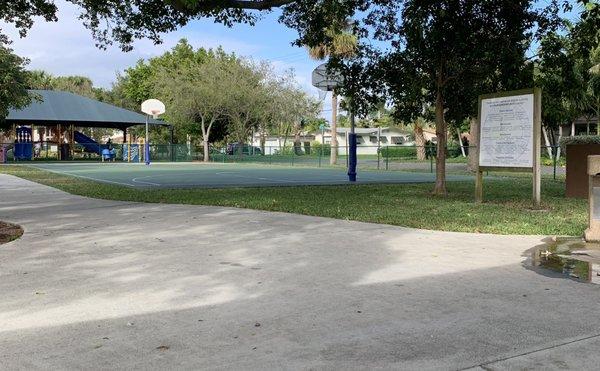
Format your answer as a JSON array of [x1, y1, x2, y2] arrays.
[[479, 94, 534, 168]]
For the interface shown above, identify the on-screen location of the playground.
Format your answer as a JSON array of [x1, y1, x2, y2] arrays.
[[27, 162, 471, 188]]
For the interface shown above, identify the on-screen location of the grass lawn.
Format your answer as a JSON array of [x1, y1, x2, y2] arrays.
[[0, 165, 586, 236]]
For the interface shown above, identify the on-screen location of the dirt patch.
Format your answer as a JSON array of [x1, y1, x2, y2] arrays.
[[0, 221, 23, 244]]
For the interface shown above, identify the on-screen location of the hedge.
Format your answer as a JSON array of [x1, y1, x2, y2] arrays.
[[560, 135, 600, 151], [379, 146, 418, 158]]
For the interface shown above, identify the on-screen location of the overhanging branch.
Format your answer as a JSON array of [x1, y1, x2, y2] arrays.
[[169, 0, 296, 12]]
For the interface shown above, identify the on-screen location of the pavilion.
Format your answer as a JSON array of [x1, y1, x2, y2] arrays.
[[1, 90, 171, 160]]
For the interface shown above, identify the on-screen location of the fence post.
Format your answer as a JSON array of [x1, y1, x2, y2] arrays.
[[430, 145, 433, 173], [318, 146, 322, 167], [385, 147, 389, 171], [553, 145, 557, 180], [377, 127, 381, 170]]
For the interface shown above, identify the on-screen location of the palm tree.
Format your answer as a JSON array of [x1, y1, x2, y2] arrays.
[[411, 117, 428, 161], [307, 24, 357, 165]]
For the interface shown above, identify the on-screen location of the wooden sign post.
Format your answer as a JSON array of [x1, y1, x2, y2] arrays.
[[475, 88, 542, 207]]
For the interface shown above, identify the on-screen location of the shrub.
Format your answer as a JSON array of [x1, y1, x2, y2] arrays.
[[311, 141, 331, 156], [560, 135, 600, 151], [274, 144, 300, 155], [379, 146, 417, 159]]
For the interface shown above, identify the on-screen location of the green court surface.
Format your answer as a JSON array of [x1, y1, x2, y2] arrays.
[[28, 162, 472, 188]]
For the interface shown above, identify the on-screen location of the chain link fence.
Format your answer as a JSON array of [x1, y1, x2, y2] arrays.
[[1, 142, 565, 178]]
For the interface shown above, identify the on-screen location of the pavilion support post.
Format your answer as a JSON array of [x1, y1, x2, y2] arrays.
[[32, 124, 35, 159], [57, 124, 62, 161], [70, 124, 74, 160]]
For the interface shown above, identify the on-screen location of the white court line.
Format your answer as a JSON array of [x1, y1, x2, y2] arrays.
[[131, 175, 164, 186], [26, 165, 144, 187]]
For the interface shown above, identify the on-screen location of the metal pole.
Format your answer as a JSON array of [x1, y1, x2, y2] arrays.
[[430, 145, 433, 173], [386, 147, 389, 170], [345, 131, 349, 168], [377, 127, 381, 170], [145, 115, 150, 165], [348, 105, 357, 182], [170, 125, 174, 162], [320, 126, 325, 167], [553, 145, 557, 180]]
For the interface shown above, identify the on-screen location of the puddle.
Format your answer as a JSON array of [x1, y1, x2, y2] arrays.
[[531, 238, 600, 284]]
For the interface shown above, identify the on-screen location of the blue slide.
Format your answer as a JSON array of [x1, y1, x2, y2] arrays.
[[73, 130, 102, 154]]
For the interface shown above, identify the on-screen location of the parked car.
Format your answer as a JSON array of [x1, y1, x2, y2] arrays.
[[226, 143, 262, 155]]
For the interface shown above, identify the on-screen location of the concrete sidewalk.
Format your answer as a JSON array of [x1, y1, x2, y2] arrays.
[[0, 174, 598, 370]]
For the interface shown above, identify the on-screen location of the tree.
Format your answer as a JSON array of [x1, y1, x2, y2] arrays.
[[26, 70, 53, 89], [536, 32, 585, 140], [381, 1, 561, 195], [154, 54, 233, 161], [306, 17, 357, 165], [118, 39, 216, 144], [569, 1, 600, 133], [0, 38, 34, 122], [289, 0, 562, 195], [257, 69, 320, 153], [222, 60, 270, 146]]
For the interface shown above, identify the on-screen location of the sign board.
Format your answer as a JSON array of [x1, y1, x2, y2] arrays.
[[479, 94, 534, 168], [475, 88, 542, 207]]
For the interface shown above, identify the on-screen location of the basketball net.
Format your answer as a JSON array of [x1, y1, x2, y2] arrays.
[[318, 90, 328, 101]]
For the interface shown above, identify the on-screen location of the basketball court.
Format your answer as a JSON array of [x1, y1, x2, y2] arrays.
[[27, 162, 472, 188]]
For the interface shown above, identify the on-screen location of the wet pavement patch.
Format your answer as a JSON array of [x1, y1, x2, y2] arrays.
[[531, 238, 600, 284]]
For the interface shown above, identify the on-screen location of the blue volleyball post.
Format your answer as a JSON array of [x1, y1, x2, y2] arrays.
[[348, 109, 357, 182]]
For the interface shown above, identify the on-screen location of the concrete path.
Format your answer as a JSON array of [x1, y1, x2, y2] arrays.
[[0, 174, 598, 370]]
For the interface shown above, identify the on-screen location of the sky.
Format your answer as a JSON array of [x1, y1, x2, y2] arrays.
[[2, 0, 333, 114]]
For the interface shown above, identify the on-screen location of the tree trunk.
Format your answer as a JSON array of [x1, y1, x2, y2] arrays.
[[260, 133, 266, 155], [330, 92, 338, 165], [467, 117, 478, 172], [457, 128, 466, 157], [433, 88, 447, 195], [293, 125, 301, 155], [203, 139, 209, 162], [542, 126, 553, 159], [201, 120, 210, 162], [414, 122, 426, 161]]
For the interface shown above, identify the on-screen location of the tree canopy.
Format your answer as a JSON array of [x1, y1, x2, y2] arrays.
[[0, 39, 34, 121], [2, 0, 300, 51], [115, 39, 320, 155]]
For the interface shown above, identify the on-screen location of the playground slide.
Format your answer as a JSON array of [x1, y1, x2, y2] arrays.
[[73, 131, 102, 154]]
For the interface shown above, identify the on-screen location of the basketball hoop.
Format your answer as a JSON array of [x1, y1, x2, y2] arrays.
[[312, 63, 343, 92], [141, 99, 165, 118], [140, 99, 165, 166]]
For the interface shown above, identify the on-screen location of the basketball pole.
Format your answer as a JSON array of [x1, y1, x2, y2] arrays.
[[145, 115, 150, 165], [348, 100, 357, 182]]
